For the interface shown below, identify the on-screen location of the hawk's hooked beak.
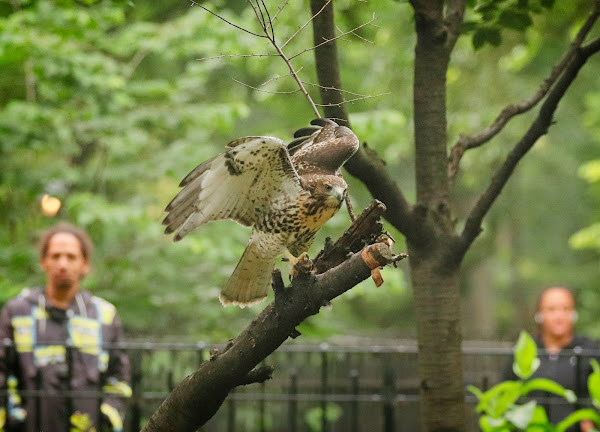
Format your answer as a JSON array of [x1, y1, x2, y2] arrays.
[[331, 186, 346, 203]]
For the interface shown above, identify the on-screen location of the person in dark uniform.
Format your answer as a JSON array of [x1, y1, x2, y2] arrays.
[[0, 223, 131, 432], [503, 286, 598, 432]]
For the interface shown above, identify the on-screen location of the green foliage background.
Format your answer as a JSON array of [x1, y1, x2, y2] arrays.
[[1, 0, 599, 342]]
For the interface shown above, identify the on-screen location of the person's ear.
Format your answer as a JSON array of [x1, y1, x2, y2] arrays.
[[534, 312, 543, 324], [81, 259, 91, 277], [39, 256, 48, 273]]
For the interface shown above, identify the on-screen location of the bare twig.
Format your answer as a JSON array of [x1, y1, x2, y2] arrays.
[[289, 14, 377, 60], [261, 68, 304, 86], [192, 0, 377, 116], [24, 59, 36, 103], [448, 1, 600, 183], [272, 0, 290, 22], [190, 0, 267, 38], [125, 48, 151, 79], [197, 53, 278, 61], [315, 93, 390, 106], [302, 80, 390, 104], [281, 0, 332, 49], [344, 195, 356, 222], [336, 25, 375, 44], [193, 0, 321, 117], [302, 81, 388, 98], [232, 78, 301, 94]]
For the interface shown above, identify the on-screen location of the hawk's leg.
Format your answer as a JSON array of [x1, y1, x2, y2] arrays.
[[284, 250, 313, 277]]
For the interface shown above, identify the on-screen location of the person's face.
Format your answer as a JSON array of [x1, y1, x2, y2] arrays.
[[538, 288, 576, 338], [40, 232, 89, 290]]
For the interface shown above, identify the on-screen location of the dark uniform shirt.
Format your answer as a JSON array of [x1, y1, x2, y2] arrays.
[[503, 335, 599, 432], [0, 288, 131, 432]]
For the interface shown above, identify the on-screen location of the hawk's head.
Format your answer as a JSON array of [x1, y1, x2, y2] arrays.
[[303, 175, 347, 208]]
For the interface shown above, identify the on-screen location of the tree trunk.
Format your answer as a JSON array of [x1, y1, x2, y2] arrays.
[[410, 2, 466, 431], [409, 251, 466, 432]]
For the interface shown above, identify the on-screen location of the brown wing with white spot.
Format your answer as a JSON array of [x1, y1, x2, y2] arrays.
[[288, 118, 359, 176], [162, 136, 302, 242]]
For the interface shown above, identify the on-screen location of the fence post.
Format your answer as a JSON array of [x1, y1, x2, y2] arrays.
[[289, 368, 298, 432], [320, 343, 329, 432], [227, 389, 236, 432], [3, 339, 16, 427], [128, 348, 143, 431], [35, 367, 42, 432], [350, 369, 359, 432], [382, 353, 395, 432], [260, 364, 266, 432], [574, 347, 582, 411], [66, 340, 74, 429]]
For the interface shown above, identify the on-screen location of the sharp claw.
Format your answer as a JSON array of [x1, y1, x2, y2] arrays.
[[286, 251, 311, 277]]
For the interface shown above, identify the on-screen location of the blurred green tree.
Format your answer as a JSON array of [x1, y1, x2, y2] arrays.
[[2, 1, 600, 430]]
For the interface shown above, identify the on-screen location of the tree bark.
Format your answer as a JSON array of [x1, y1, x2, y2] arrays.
[[409, 1, 467, 430]]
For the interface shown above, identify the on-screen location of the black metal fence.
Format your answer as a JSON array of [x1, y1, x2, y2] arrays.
[[2, 341, 599, 432]]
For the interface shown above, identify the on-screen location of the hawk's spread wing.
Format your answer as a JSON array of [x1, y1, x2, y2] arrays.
[[162, 136, 302, 242], [288, 118, 359, 176]]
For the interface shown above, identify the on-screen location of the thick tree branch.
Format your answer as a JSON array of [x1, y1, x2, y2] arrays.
[[458, 35, 600, 257], [444, 0, 466, 50], [448, 1, 600, 182], [309, 0, 414, 237], [142, 203, 406, 432]]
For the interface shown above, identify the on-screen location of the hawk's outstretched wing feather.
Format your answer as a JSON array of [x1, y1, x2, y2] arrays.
[[288, 118, 359, 176], [162, 136, 302, 242]]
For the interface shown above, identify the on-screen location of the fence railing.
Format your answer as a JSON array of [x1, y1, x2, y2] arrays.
[[2, 340, 599, 432]]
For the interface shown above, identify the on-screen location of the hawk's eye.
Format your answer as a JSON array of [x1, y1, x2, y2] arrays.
[[324, 184, 332, 191]]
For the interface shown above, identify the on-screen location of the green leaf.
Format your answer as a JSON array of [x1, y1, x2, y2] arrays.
[[477, 381, 523, 417], [462, 20, 480, 34], [305, 403, 342, 432], [468, 384, 485, 400], [540, 0, 555, 9], [578, 160, 600, 183], [569, 222, 600, 250], [513, 331, 540, 380], [556, 409, 600, 432], [473, 27, 502, 50], [527, 405, 552, 432], [588, 359, 600, 409], [475, 3, 500, 22], [505, 400, 536, 429], [522, 378, 577, 403], [498, 9, 533, 31], [479, 415, 510, 432]]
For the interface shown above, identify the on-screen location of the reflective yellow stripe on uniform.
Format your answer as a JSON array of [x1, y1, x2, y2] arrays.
[[94, 297, 116, 326], [103, 380, 132, 398], [33, 345, 66, 367], [70, 316, 101, 355], [11, 316, 34, 353], [100, 403, 123, 432]]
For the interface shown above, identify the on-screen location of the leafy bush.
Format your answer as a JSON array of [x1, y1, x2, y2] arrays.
[[469, 331, 600, 431]]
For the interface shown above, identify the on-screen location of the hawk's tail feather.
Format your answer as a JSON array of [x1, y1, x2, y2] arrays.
[[219, 240, 278, 308]]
